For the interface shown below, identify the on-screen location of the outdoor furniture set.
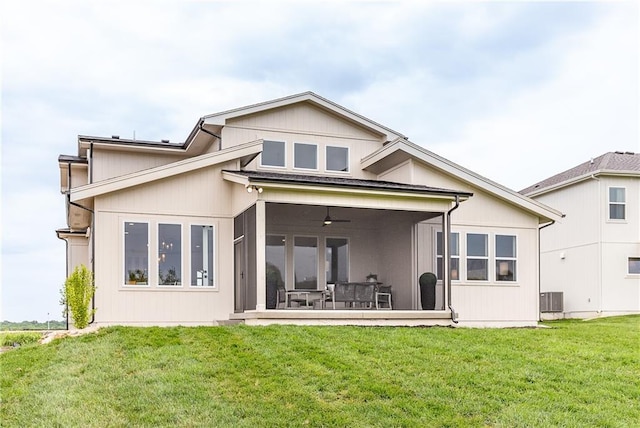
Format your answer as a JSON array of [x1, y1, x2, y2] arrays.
[[277, 282, 392, 310]]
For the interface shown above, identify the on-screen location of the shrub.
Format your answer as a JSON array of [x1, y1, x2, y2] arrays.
[[60, 264, 96, 329], [0, 332, 42, 346]]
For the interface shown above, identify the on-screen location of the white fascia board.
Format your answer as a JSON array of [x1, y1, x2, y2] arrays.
[[202, 92, 406, 141], [362, 139, 564, 223], [221, 171, 465, 202], [526, 170, 640, 198], [71, 140, 263, 202]]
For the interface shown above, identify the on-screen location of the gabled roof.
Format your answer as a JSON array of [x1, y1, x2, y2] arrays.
[[361, 138, 563, 223], [223, 170, 473, 199], [70, 140, 263, 203], [201, 91, 407, 142], [521, 151, 640, 196]]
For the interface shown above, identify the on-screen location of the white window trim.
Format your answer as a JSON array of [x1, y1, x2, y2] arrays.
[[435, 231, 460, 281], [495, 234, 517, 283], [293, 142, 319, 171], [465, 233, 489, 282], [123, 220, 151, 288], [259, 140, 287, 169], [325, 145, 350, 174], [188, 223, 217, 289], [157, 223, 183, 288], [607, 186, 626, 222]]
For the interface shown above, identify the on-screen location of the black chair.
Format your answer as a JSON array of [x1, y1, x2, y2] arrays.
[[419, 272, 437, 310]]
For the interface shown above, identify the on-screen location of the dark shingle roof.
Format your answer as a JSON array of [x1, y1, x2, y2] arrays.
[[58, 154, 88, 163], [520, 151, 640, 195], [225, 170, 473, 198]]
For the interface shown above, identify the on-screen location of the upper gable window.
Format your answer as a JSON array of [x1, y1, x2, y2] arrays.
[[261, 140, 285, 168], [609, 187, 626, 220], [294, 143, 317, 170], [326, 146, 349, 172]]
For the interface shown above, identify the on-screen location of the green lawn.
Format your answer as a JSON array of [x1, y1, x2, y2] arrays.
[[1, 316, 638, 427]]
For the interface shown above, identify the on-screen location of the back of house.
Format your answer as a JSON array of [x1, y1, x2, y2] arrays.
[[57, 92, 562, 327]]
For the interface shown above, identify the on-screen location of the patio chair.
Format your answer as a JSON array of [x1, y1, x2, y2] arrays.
[[354, 283, 376, 308], [376, 285, 392, 309], [276, 284, 287, 309]]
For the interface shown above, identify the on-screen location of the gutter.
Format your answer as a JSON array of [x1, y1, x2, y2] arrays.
[[446, 195, 460, 323], [197, 120, 221, 148]]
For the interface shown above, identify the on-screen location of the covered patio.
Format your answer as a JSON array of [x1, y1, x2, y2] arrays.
[[225, 170, 472, 326]]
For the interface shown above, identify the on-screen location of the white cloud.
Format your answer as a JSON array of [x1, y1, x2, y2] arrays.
[[431, 3, 639, 190]]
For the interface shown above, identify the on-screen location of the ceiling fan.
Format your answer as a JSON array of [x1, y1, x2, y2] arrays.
[[322, 207, 351, 226]]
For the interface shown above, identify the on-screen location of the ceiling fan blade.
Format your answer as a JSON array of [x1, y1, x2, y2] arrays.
[[322, 207, 351, 226]]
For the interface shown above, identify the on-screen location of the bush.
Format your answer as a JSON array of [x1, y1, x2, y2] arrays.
[[60, 264, 96, 329], [0, 332, 42, 346]]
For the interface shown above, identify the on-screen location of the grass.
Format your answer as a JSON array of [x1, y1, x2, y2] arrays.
[[1, 316, 638, 427]]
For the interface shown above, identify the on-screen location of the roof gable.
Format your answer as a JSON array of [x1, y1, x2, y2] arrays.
[[361, 139, 563, 223], [70, 140, 263, 203], [202, 92, 406, 142], [521, 151, 640, 196]]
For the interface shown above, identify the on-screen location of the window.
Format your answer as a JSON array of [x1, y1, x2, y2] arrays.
[[266, 235, 286, 287], [467, 233, 488, 281], [496, 235, 517, 281], [326, 237, 349, 283], [294, 236, 317, 289], [436, 232, 459, 280], [294, 143, 317, 169], [124, 222, 149, 285], [629, 257, 640, 275], [191, 225, 214, 287], [609, 187, 626, 220], [261, 140, 285, 167], [158, 224, 181, 286], [326, 146, 349, 172]]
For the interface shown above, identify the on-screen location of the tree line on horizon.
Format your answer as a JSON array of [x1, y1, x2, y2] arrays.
[[1, 320, 67, 331]]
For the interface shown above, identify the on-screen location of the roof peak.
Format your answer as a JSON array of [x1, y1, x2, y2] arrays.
[[521, 151, 640, 195]]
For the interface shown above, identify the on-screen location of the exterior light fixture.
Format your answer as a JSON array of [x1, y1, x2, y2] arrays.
[[246, 185, 263, 193]]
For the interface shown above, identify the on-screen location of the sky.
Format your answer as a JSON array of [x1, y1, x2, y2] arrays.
[[1, 1, 638, 321]]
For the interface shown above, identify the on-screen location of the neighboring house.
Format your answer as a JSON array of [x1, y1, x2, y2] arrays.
[[521, 152, 640, 318], [56, 92, 562, 327]]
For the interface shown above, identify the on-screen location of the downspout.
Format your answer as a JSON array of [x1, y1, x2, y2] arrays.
[[537, 220, 556, 321], [55, 230, 70, 330], [198, 120, 222, 150], [88, 144, 96, 324], [446, 195, 460, 323], [66, 159, 97, 325]]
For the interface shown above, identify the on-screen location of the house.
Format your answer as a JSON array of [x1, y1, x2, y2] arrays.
[[521, 152, 640, 319], [56, 92, 562, 327]]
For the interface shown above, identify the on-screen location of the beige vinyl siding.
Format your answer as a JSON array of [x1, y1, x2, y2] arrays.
[[92, 165, 237, 325], [411, 161, 541, 323], [92, 149, 187, 182], [225, 102, 384, 143], [220, 103, 384, 180]]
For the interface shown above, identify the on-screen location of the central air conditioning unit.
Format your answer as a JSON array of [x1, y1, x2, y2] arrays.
[[540, 292, 563, 313]]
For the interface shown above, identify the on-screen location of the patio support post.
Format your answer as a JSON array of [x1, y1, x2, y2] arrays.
[[255, 199, 266, 311], [446, 196, 460, 323]]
